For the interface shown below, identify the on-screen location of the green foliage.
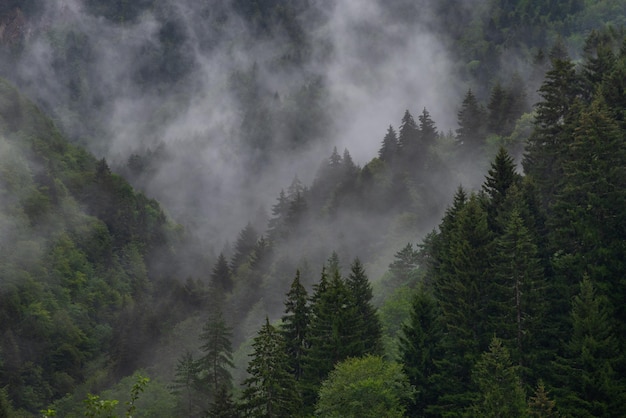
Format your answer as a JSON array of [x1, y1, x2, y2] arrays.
[[315, 355, 413, 418], [468, 337, 528, 417], [242, 317, 300, 418]]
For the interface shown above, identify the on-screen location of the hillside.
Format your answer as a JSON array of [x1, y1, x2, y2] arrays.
[[1, 1, 626, 417]]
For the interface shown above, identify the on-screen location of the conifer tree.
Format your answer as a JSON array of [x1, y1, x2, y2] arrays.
[[468, 337, 528, 417], [280, 270, 309, 381], [211, 253, 233, 294], [549, 98, 626, 328], [345, 258, 383, 355], [398, 285, 440, 417], [170, 351, 201, 417], [388, 243, 419, 286], [528, 381, 559, 418], [522, 56, 581, 210], [490, 209, 546, 379], [207, 385, 240, 418], [431, 194, 494, 414], [398, 109, 419, 157], [196, 310, 234, 403], [482, 147, 521, 231], [456, 89, 487, 154], [230, 222, 259, 272], [552, 277, 625, 417], [301, 267, 359, 411], [267, 189, 289, 242], [379, 125, 399, 163], [242, 317, 301, 418]]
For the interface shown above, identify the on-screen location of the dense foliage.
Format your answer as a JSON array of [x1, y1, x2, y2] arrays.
[[1, 1, 626, 417]]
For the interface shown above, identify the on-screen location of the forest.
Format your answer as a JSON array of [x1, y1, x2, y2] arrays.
[[1, 0, 626, 417]]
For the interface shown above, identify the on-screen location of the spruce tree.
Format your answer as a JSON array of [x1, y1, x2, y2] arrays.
[[211, 253, 233, 294], [398, 109, 419, 158], [345, 258, 383, 355], [431, 194, 494, 415], [230, 222, 259, 272], [280, 270, 309, 381], [528, 381, 559, 418], [552, 277, 625, 417], [196, 310, 234, 403], [482, 147, 521, 231], [398, 285, 441, 417], [242, 317, 301, 418], [490, 209, 546, 380], [456, 89, 487, 154], [468, 337, 529, 417], [522, 57, 581, 210], [170, 351, 201, 417], [379, 125, 399, 163]]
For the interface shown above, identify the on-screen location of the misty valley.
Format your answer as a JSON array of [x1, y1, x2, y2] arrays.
[[1, 0, 626, 417]]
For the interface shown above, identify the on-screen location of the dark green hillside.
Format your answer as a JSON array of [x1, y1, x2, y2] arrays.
[[0, 78, 185, 414]]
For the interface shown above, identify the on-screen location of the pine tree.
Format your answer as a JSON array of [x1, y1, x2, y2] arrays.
[[267, 189, 289, 242], [456, 89, 487, 154], [207, 385, 240, 418], [211, 253, 233, 294], [196, 310, 234, 403], [430, 194, 494, 415], [490, 209, 546, 379], [398, 285, 441, 417], [482, 147, 522, 231], [280, 270, 309, 381], [242, 317, 301, 418], [552, 277, 625, 417], [549, 98, 626, 329], [468, 337, 529, 417], [345, 258, 383, 355], [388, 243, 419, 286], [487, 82, 509, 136], [379, 125, 399, 163], [230, 222, 259, 272], [528, 381, 559, 418], [398, 109, 419, 158], [301, 267, 359, 411], [170, 351, 201, 417], [522, 57, 581, 210]]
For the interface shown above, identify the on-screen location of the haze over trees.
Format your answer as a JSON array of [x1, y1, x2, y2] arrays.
[[1, 0, 626, 416]]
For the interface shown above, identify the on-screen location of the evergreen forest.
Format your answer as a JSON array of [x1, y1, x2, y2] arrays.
[[1, 0, 626, 416]]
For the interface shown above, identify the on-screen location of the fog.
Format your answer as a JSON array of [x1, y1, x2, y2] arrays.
[[0, 0, 477, 260]]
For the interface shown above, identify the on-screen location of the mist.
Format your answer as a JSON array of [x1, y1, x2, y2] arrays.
[[1, 0, 475, 260]]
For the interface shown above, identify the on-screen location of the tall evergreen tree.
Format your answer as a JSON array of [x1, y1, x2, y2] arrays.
[[482, 147, 522, 231], [280, 270, 309, 381], [388, 243, 419, 286], [242, 317, 301, 418], [549, 98, 626, 329], [490, 209, 546, 379], [230, 222, 259, 272], [522, 56, 581, 210], [430, 194, 494, 415], [211, 253, 233, 294], [345, 258, 383, 355], [379, 125, 399, 163], [170, 351, 201, 417], [267, 189, 289, 242], [468, 337, 529, 417], [301, 267, 359, 411], [398, 285, 441, 417], [208, 385, 240, 418], [398, 109, 419, 157], [552, 277, 625, 417], [456, 89, 487, 154], [196, 310, 234, 403]]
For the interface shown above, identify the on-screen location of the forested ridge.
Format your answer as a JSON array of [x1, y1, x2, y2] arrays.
[[1, 0, 626, 417]]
